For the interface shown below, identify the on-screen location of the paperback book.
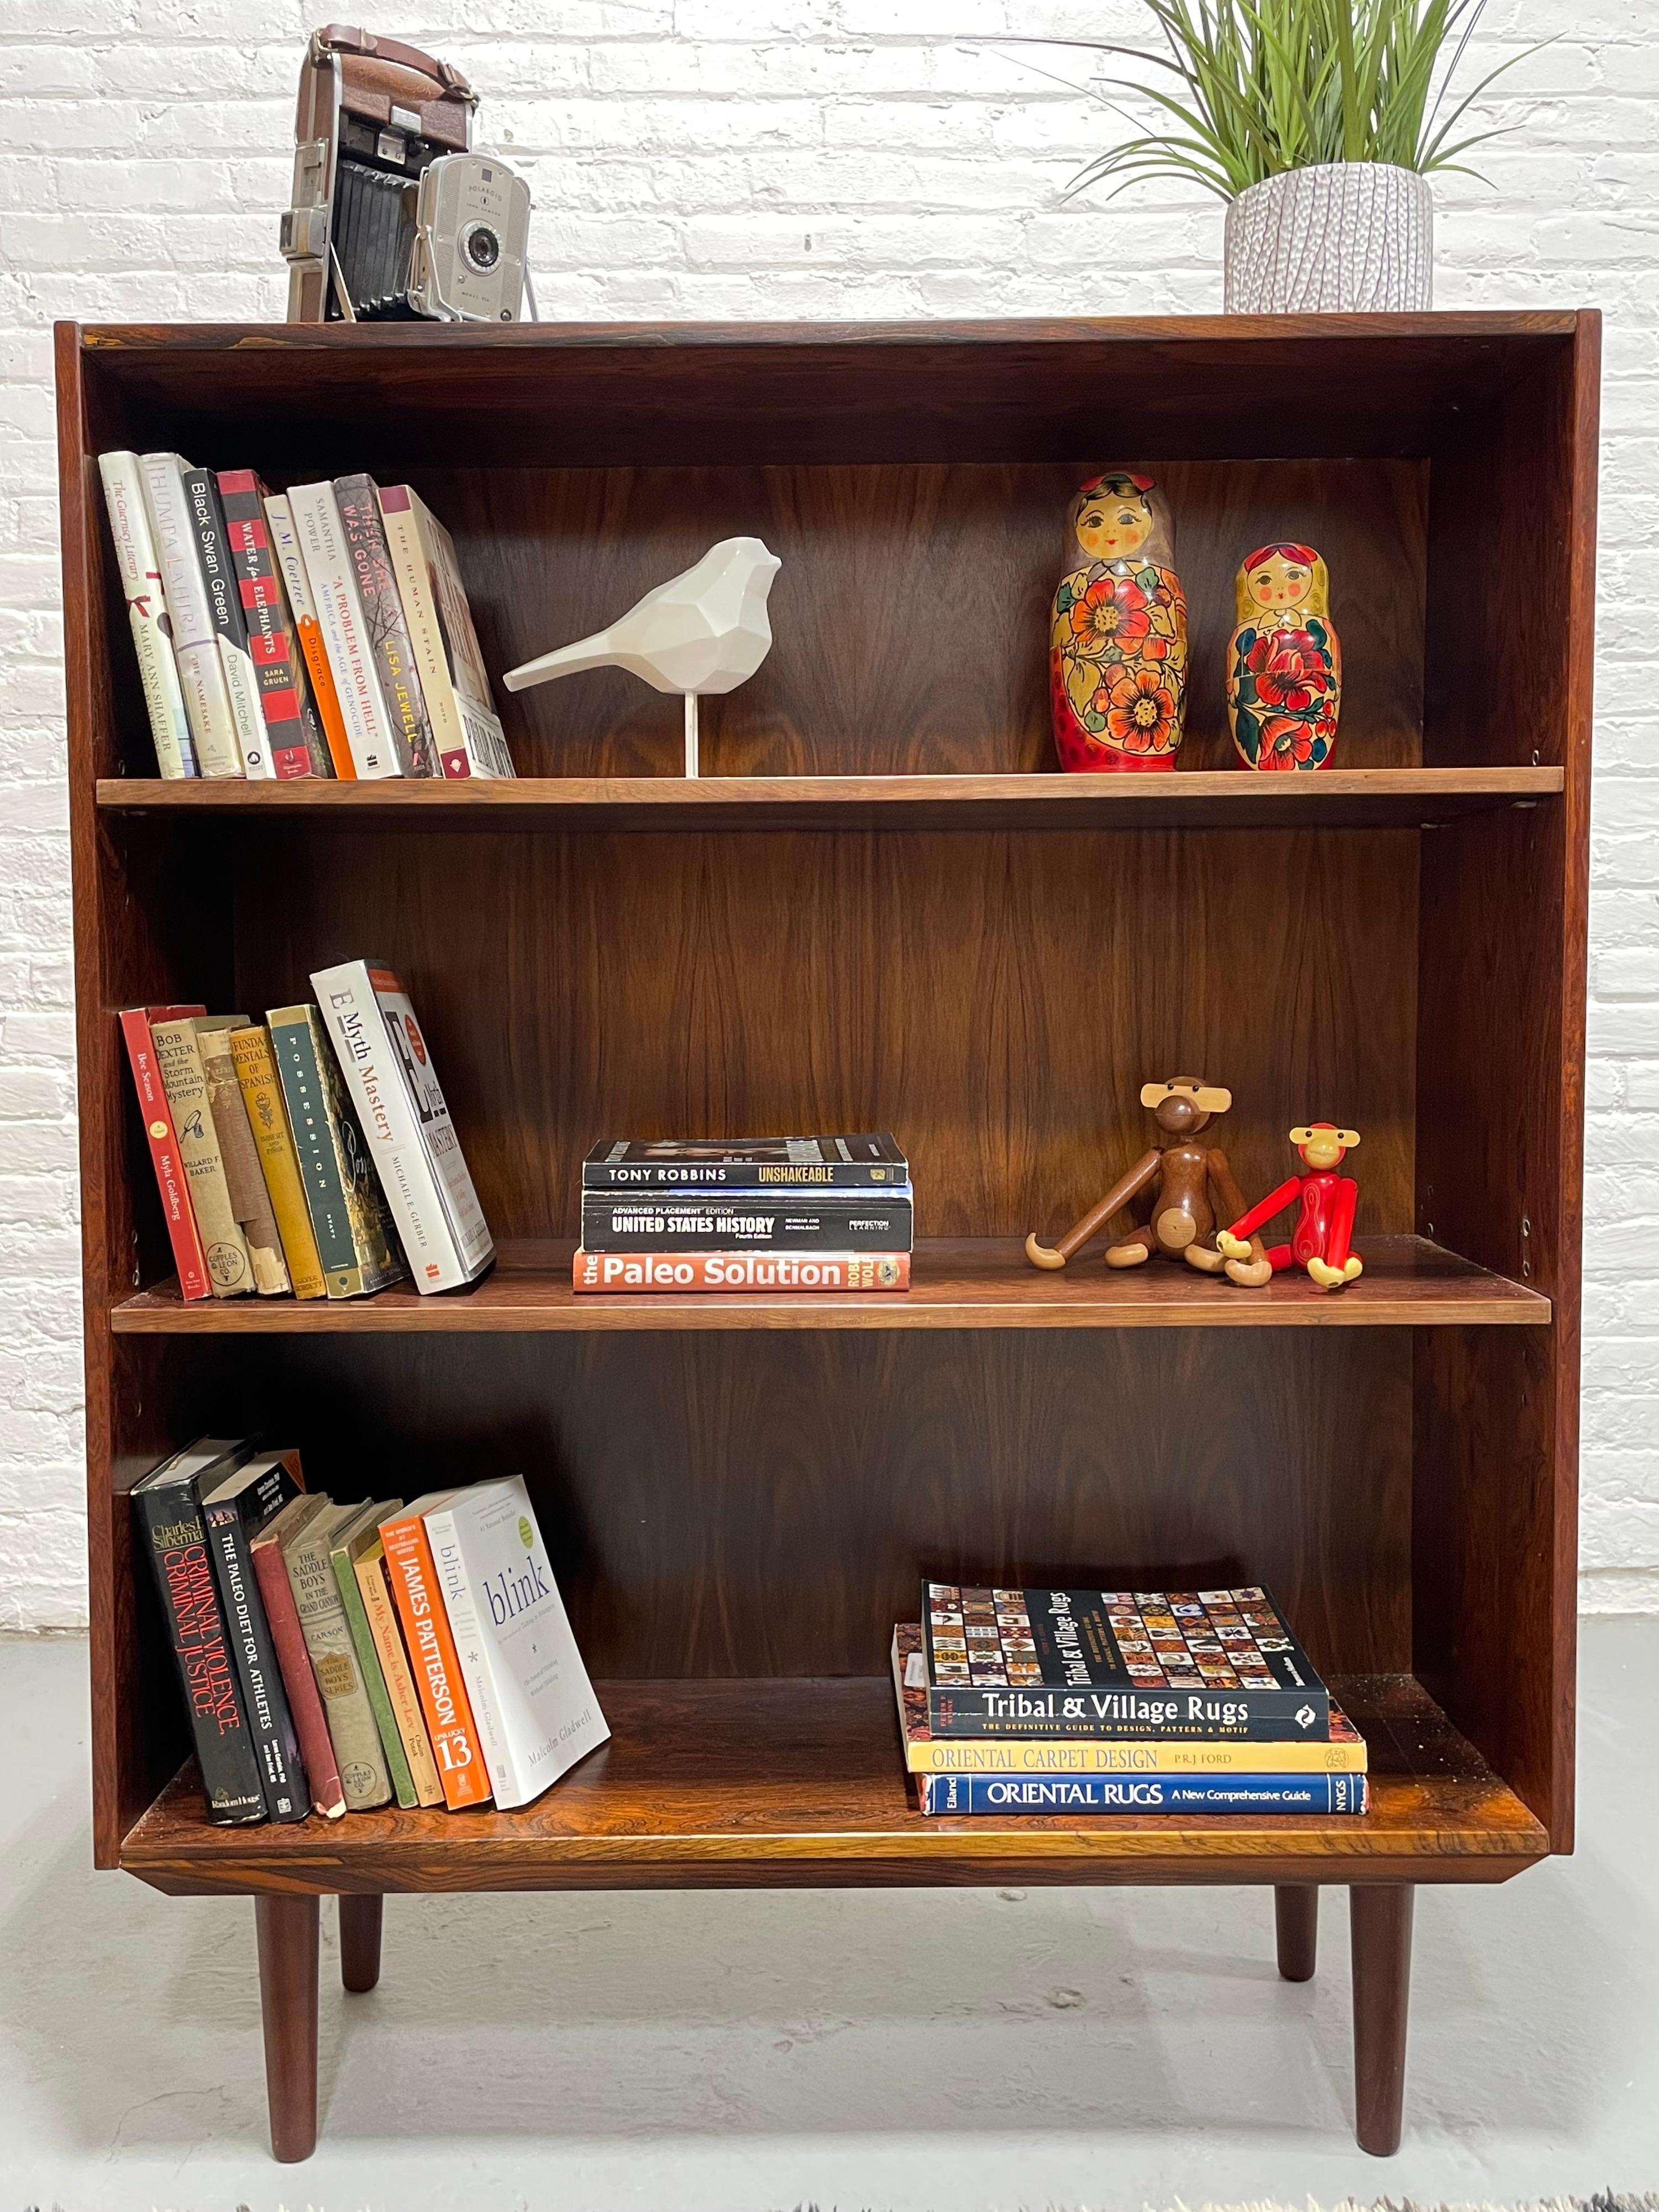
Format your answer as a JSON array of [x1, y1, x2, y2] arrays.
[[183, 464, 271, 777], [918, 1584, 1332, 1741], [138, 453, 243, 777], [379, 1495, 492, 1810], [581, 1134, 908, 1190], [267, 1003, 406, 1299], [580, 1190, 912, 1254], [97, 452, 196, 778], [333, 473, 439, 777], [217, 469, 334, 779], [120, 1004, 212, 1301], [377, 482, 515, 779], [574, 1249, 911, 1294]]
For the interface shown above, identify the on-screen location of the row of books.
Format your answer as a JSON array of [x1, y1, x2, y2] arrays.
[[571, 1133, 915, 1294], [123, 959, 493, 1301], [99, 450, 516, 782], [895, 1584, 1368, 1817], [134, 1442, 607, 1826]]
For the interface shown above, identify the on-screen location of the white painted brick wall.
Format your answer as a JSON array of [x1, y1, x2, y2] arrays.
[[2, 1, 1655, 1627]]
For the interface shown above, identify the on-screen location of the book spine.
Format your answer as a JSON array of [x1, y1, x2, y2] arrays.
[[147, 1017, 253, 1296], [423, 1503, 516, 1805], [217, 470, 333, 780], [331, 1540, 418, 1810], [119, 1007, 211, 1300], [251, 1536, 347, 1817], [282, 1532, 391, 1810], [287, 481, 401, 777], [355, 1543, 444, 1807], [182, 466, 271, 778], [582, 1161, 908, 1190], [229, 1026, 327, 1299], [309, 961, 473, 1291], [580, 1196, 915, 1254], [334, 474, 438, 776], [903, 1733, 1367, 1775], [380, 1511, 491, 1809], [377, 485, 478, 779], [923, 1685, 1334, 1743], [138, 453, 243, 777], [203, 1495, 309, 1822], [98, 452, 197, 777], [574, 1248, 912, 1294], [196, 1024, 290, 1296], [266, 1007, 403, 1298], [916, 1771, 1369, 1816], [132, 1481, 267, 1823], [265, 492, 356, 778]]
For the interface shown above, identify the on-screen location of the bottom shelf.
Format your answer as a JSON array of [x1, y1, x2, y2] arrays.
[[123, 1675, 1547, 1894]]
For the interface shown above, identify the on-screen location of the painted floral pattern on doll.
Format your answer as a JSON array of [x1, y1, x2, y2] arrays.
[[1050, 471, 1188, 773], [1226, 541, 1341, 771]]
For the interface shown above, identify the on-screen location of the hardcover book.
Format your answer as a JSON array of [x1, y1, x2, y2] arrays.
[[217, 469, 334, 780], [264, 491, 356, 777], [310, 960, 494, 1293], [97, 451, 197, 777], [379, 1495, 492, 1810], [918, 1584, 1332, 1742], [916, 1771, 1368, 1816], [574, 1249, 911, 1294], [580, 1191, 913, 1254], [147, 1013, 253, 1296], [287, 480, 400, 777], [182, 465, 272, 778], [280, 1498, 393, 1811], [333, 474, 439, 777], [328, 1501, 419, 1811], [890, 1626, 1365, 1774], [423, 1477, 608, 1811], [267, 1004, 406, 1299], [137, 452, 243, 777], [200, 1449, 310, 1824], [349, 1524, 445, 1808], [377, 484, 516, 779], [229, 1023, 327, 1299], [194, 1017, 290, 1296], [250, 1501, 347, 1819], [582, 1134, 908, 1190], [120, 1003, 211, 1301], [131, 1438, 266, 1824]]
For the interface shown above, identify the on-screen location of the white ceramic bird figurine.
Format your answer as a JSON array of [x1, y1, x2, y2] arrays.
[[502, 536, 781, 776]]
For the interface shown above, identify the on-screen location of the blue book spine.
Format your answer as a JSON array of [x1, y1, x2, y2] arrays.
[[917, 1771, 1369, 1816]]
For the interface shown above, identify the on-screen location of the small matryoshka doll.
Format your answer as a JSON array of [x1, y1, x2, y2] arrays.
[[1049, 470, 1188, 773], [1226, 542, 1341, 771]]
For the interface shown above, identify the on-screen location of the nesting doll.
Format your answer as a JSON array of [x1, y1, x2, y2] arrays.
[[1049, 470, 1188, 773], [1226, 542, 1341, 770]]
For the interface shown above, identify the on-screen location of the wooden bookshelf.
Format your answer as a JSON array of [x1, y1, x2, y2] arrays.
[[59, 313, 1594, 2167]]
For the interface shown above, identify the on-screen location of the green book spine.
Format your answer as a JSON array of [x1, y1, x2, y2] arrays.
[[330, 1523, 417, 1809]]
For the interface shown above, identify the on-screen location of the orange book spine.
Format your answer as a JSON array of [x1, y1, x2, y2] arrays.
[[379, 1508, 491, 1809], [294, 612, 356, 780]]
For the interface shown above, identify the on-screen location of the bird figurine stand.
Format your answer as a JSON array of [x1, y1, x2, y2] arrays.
[[1216, 1123, 1362, 1290], [503, 537, 782, 777], [1024, 1078, 1264, 1274], [1226, 541, 1341, 770], [1049, 470, 1188, 772]]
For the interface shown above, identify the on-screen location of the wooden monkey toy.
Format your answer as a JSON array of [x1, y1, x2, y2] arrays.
[[1216, 1123, 1362, 1291], [1024, 1078, 1266, 1275]]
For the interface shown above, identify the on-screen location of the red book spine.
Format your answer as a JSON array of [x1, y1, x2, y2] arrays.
[[572, 1249, 912, 1294], [251, 1531, 347, 1819], [120, 1005, 211, 1301]]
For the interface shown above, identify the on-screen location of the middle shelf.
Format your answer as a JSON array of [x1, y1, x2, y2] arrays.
[[111, 1233, 1549, 1334]]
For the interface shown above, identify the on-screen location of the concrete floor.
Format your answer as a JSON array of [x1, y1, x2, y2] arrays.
[[3, 1622, 1656, 2211]]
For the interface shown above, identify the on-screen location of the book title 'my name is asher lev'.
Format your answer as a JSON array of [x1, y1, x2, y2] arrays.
[[159, 1533, 243, 1738]]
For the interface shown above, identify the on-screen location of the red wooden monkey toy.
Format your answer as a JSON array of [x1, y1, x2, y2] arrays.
[[1216, 1123, 1362, 1291]]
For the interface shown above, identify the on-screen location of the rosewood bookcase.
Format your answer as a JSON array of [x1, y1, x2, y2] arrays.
[[56, 313, 1594, 2163]]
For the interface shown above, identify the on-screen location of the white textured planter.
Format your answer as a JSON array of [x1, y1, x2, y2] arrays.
[[1224, 162, 1432, 313]]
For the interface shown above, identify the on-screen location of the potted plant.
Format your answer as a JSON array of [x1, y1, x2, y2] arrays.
[[1053, 0, 1537, 312]]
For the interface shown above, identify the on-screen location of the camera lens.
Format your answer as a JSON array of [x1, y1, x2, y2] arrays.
[[462, 223, 501, 272]]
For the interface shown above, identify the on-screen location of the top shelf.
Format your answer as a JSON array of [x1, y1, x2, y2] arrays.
[[95, 766, 1563, 834]]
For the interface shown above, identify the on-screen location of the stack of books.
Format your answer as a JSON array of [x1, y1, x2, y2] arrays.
[[571, 1134, 914, 1294], [133, 1442, 608, 1826], [122, 957, 492, 1301], [894, 1585, 1368, 1816], [98, 452, 514, 781]]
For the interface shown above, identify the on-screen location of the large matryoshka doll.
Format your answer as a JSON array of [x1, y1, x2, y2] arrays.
[[1226, 540, 1341, 770], [1049, 470, 1188, 773]]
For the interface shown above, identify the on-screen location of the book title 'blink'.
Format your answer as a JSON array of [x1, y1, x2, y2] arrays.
[[486, 1555, 551, 1627]]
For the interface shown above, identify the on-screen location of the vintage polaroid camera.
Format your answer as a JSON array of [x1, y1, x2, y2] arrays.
[[281, 26, 532, 324]]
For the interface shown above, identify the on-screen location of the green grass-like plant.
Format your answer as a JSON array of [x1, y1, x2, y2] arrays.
[[1031, 0, 1540, 203]]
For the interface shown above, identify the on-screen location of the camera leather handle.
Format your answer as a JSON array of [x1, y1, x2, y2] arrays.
[[307, 24, 476, 153]]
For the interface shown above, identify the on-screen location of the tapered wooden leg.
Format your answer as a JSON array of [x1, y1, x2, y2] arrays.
[[255, 1894, 319, 2163], [1350, 1884, 1414, 2156], [339, 1893, 384, 1993], [1274, 1883, 1319, 1981]]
